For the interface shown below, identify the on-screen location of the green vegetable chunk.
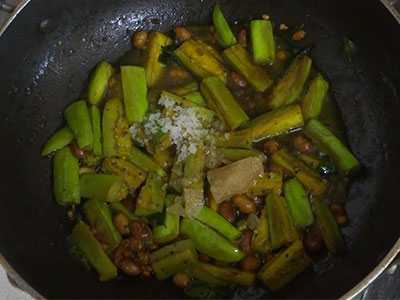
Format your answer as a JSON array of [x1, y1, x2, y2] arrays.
[[248, 172, 283, 196], [268, 56, 312, 109], [183, 144, 205, 190], [53, 146, 80, 205], [217, 148, 265, 162], [271, 149, 329, 196], [266, 193, 298, 250], [64, 100, 94, 150], [102, 157, 146, 192], [258, 240, 310, 291], [144, 32, 173, 87], [83, 199, 122, 254], [251, 20, 276, 64], [110, 201, 139, 221], [212, 4, 237, 47], [251, 202, 271, 254], [102, 98, 132, 158], [283, 179, 314, 228], [174, 40, 228, 83], [304, 119, 360, 175], [80, 173, 127, 202], [244, 105, 304, 141], [135, 172, 166, 216], [223, 44, 273, 92], [121, 66, 148, 123], [88, 106, 102, 156], [180, 217, 245, 262], [151, 239, 198, 280], [191, 262, 255, 286], [70, 221, 117, 281], [128, 145, 167, 177], [153, 194, 180, 243], [41, 126, 74, 156], [169, 158, 184, 194], [312, 197, 345, 254], [184, 92, 207, 107], [201, 76, 249, 130], [214, 130, 253, 149], [301, 75, 329, 121], [186, 262, 227, 287], [168, 81, 199, 96], [87, 61, 114, 106], [196, 206, 241, 243]]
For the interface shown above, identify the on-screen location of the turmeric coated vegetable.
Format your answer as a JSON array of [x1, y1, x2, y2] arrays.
[[258, 240, 310, 291], [223, 44, 272, 92], [301, 75, 329, 121], [135, 172, 166, 216], [201, 76, 249, 130], [268, 56, 312, 109]]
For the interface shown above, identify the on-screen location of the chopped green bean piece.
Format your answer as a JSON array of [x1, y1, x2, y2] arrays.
[[135, 172, 166, 216], [301, 75, 329, 121], [169, 158, 184, 194], [304, 119, 360, 175], [214, 130, 253, 149], [283, 179, 314, 228], [244, 105, 304, 141], [88, 106, 102, 156], [83, 199, 122, 254], [298, 153, 321, 169], [271, 149, 329, 195], [183, 145, 205, 190], [268, 56, 312, 109], [248, 172, 283, 196], [102, 157, 146, 192], [312, 197, 345, 254], [217, 148, 265, 162], [251, 203, 271, 254], [191, 262, 255, 286], [41, 126, 74, 156], [87, 61, 114, 106], [212, 4, 237, 47], [153, 194, 180, 243], [168, 81, 199, 96], [201, 76, 249, 130], [251, 20, 276, 64], [196, 206, 241, 243], [64, 100, 94, 150], [102, 98, 132, 158], [53, 146, 80, 205], [174, 39, 228, 83], [121, 66, 148, 123], [186, 262, 227, 287], [266, 193, 299, 250], [183, 91, 207, 107], [110, 201, 139, 221], [127, 145, 167, 177], [144, 32, 173, 87], [223, 44, 273, 92], [80, 173, 127, 202], [70, 221, 117, 281], [151, 239, 198, 280], [180, 217, 245, 262], [258, 240, 310, 291]]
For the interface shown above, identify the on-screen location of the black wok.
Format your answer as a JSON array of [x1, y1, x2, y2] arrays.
[[0, 0, 399, 298]]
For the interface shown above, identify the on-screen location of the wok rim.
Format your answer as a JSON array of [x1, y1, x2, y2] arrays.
[[0, 0, 399, 299]]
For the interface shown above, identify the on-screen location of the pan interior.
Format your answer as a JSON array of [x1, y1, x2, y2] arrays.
[[0, 0, 399, 298]]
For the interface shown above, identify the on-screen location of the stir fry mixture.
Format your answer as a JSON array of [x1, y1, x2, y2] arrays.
[[41, 4, 360, 298]]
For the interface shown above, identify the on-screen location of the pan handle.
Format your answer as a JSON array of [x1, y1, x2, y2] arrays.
[[381, 0, 400, 22], [0, 0, 15, 13]]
